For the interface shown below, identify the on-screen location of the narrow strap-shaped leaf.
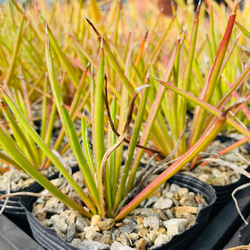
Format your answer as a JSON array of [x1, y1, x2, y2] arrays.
[[202, 55, 250, 133], [113, 85, 149, 214], [53, 66, 90, 151], [61, 106, 100, 211], [178, 3, 201, 154], [5, 14, 25, 87], [81, 116, 95, 174], [85, 18, 134, 97], [94, 47, 106, 217], [46, 25, 79, 88], [159, 81, 250, 139], [235, 21, 250, 39], [69, 33, 97, 69], [41, 102, 57, 165], [189, 3, 239, 147], [210, 7, 217, 59], [108, 98, 117, 208], [40, 77, 49, 141], [1, 103, 38, 167], [0, 151, 22, 170], [15, 91, 40, 166], [150, 16, 175, 64]]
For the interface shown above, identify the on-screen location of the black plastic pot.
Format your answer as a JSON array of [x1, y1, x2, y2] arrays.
[[211, 177, 245, 209], [154, 173, 216, 250], [186, 184, 250, 250], [21, 178, 81, 250], [211, 165, 250, 211], [22, 173, 216, 250], [0, 165, 79, 219], [0, 188, 27, 217], [0, 173, 57, 219]]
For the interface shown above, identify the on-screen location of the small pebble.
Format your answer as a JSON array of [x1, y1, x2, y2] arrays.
[[153, 197, 173, 209], [98, 219, 115, 231], [91, 215, 102, 226], [163, 218, 189, 237], [135, 238, 147, 250], [154, 234, 171, 246]]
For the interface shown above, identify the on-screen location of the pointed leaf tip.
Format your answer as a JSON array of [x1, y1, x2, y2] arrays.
[[84, 16, 100, 36], [135, 84, 150, 94], [233, 1, 241, 13], [101, 36, 104, 49]]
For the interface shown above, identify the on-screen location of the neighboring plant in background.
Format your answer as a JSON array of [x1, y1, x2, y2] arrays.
[[123, 1, 250, 169]]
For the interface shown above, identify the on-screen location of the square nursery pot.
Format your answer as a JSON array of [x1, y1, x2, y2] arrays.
[[21, 173, 216, 250], [0, 213, 44, 250]]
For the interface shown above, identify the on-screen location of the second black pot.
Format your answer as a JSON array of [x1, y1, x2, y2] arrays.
[[21, 173, 216, 250]]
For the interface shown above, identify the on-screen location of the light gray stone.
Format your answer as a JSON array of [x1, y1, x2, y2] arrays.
[[162, 190, 174, 199], [147, 232, 157, 243], [85, 231, 103, 241], [51, 178, 63, 187], [128, 232, 139, 242], [47, 203, 66, 214], [145, 196, 158, 207], [144, 214, 160, 231], [71, 238, 82, 248], [50, 215, 68, 234], [112, 228, 121, 238], [154, 234, 171, 246], [119, 225, 134, 234], [81, 240, 110, 250], [76, 217, 91, 232], [211, 168, 222, 177], [66, 223, 76, 242], [169, 183, 180, 193], [100, 235, 113, 245], [140, 208, 155, 215], [110, 241, 134, 250], [165, 209, 174, 219], [153, 197, 173, 209], [163, 218, 189, 237]]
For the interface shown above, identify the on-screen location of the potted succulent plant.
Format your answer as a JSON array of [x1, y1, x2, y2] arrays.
[[0, 0, 249, 249]]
